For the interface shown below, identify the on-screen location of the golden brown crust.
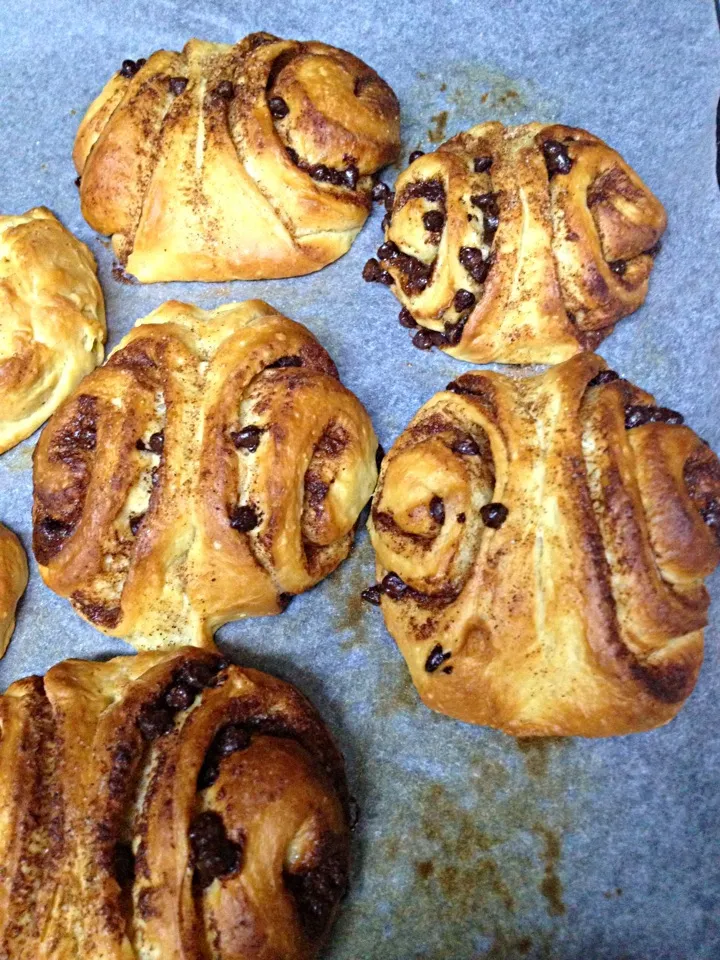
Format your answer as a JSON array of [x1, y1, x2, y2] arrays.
[[0, 524, 27, 659], [74, 33, 400, 282], [0, 208, 106, 453], [0, 647, 350, 959], [369, 122, 666, 364], [32, 299, 378, 649], [367, 355, 720, 737]]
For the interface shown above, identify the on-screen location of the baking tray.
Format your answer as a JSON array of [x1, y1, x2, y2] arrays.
[[1, 0, 719, 956]]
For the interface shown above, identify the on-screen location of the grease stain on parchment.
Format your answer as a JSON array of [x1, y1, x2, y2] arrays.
[[2, 443, 34, 473], [333, 726, 581, 959], [402, 61, 561, 159]]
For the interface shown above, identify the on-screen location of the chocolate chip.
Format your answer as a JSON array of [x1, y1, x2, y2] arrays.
[[425, 644, 451, 673], [451, 435, 481, 456], [344, 164, 360, 189], [268, 355, 302, 368], [214, 80, 235, 100], [644, 240, 662, 257], [148, 431, 164, 454], [384, 192, 395, 213], [442, 665, 454, 674], [399, 307, 417, 329], [423, 210, 445, 232], [372, 181, 391, 203], [268, 96, 289, 119], [361, 584, 383, 606], [702, 501, 720, 531], [459, 246, 490, 284], [456, 513, 466, 524], [189, 811, 242, 889], [382, 213, 392, 231], [278, 592, 294, 610], [169, 76, 188, 95], [38, 516, 73, 552], [137, 705, 174, 741], [625, 405, 685, 429], [150, 466, 159, 486], [120, 59, 140, 78], [363, 258, 382, 282], [229, 504, 260, 532], [136, 59, 147, 69], [453, 289, 476, 312], [74, 175, 81, 187], [114, 843, 135, 886], [216, 724, 252, 758], [165, 682, 195, 711], [178, 659, 225, 690], [480, 503, 508, 528], [381, 572, 408, 600], [609, 259, 627, 276], [473, 156, 493, 173], [378, 241, 400, 261], [429, 496, 445, 525], [409, 150, 425, 163], [412, 329, 434, 350], [284, 837, 348, 937], [364, 257, 394, 284], [375, 444, 385, 469], [231, 425, 263, 452], [588, 370, 620, 388], [309, 164, 331, 182], [286, 147, 300, 166], [542, 139, 573, 176], [470, 192, 499, 216], [129, 514, 145, 536], [443, 318, 465, 346]]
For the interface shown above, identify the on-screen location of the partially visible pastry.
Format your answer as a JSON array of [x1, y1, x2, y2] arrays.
[[366, 354, 720, 737], [0, 208, 105, 453], [364, 123, 666, 364], [33, 299, 378, 648], [0, 523, 27, 658], [0, 647, 350, 959], [74, 32, 400, 282]]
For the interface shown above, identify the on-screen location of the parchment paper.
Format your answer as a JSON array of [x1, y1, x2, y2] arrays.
[[1, 1, 719, 956]]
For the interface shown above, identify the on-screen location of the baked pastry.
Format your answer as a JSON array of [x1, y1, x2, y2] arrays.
[[0, 207, 105, 453], [363, 123, 666, 364], [0, 647, 350, 958], [0, 523, 27, 658], [73, 32, 400, 282], [366, 354, 720, 737], [32, 299, 378, 649]]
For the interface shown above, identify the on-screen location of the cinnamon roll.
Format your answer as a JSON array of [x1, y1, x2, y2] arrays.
[[365, 123, 666, 364], [0, 647, 350, 959], [32, 300, 378, 648], [0, 524, 27, 658], [366, 355, 720, 736], [74, 32, 400, 282], [0, 208, 105, 453]]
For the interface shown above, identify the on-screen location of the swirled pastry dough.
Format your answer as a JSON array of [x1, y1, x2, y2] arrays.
[[74, 32, 400, 282], [367, 355, 720, 736], [0, 647, 350, 959], [365, 123, 666, 364], [32, 300, 378, 648], [0, 208, 105, 453], [0, 523, 27, 658]]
